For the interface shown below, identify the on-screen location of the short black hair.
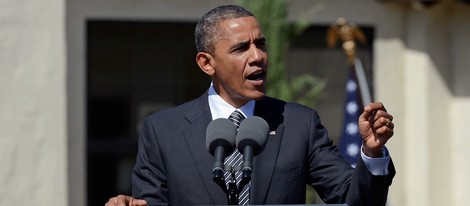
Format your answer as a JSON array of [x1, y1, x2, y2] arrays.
[[195, 5, 254, 54]]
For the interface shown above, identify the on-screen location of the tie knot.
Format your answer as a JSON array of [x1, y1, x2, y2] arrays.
[[229, 110, 245, 128]]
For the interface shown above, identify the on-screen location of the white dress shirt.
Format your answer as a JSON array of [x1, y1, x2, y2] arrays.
[[208, 85, 254, 120]]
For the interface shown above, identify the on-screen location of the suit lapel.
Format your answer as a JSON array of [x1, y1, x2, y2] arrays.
[[182, 92, 228, 204], [251, 97, 285, 204], [181, 95, 287, 204]]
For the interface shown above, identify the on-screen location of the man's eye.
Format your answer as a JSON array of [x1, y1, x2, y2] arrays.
[[234, 47, 245, 52], [233, 45, 249, 53]]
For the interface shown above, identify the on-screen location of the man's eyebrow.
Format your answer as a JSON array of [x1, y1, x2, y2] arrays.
[[254, 37, 266, 44], [229, 37, 266, 52]]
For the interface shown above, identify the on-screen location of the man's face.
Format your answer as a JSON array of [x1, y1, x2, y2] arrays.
[[209, 16, 268, 108]]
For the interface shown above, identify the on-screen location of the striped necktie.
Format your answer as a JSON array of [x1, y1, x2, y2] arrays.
[[224, 110, 250, 205]]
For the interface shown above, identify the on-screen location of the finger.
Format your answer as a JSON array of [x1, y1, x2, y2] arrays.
[[367, 115, 394, 133], [130, 199, 148, 206], [359, 105, 373, 122], [371, 110, 393, 122], [105, 199, 114, 206], [365, 110, 393, 130], [105, 197, 119, 206], [360, 102, 386, 122], [371, 102, 386, 111], [371, 120, 394, 136], [385, 120, 395, 130], [374, 121, 394, 137], [115, 195, 131, 206], [364, 102, 386, 114], [372, 116, 394, 129]]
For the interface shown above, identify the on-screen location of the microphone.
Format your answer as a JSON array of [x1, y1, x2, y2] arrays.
[[236, 116, 269, 180], [206, 118, 237, 178]]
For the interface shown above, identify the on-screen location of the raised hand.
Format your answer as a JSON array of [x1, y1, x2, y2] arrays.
[[358, 102, 394, 157]]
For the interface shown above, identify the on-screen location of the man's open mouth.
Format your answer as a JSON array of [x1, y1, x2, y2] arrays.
[[246, 71, 265, 81]]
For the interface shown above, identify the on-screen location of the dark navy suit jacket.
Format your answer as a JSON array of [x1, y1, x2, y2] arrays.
[[132, 92, 395, 206]]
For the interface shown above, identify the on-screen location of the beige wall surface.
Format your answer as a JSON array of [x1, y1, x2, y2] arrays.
[[449, 4, 470, 205], [0, 0, 68, 205]]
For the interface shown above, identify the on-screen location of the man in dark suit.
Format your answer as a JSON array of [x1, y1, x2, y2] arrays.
[[106, 4, 395, 206]]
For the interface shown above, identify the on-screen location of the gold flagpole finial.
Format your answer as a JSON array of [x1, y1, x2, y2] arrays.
[[327, 17, 367, 63]]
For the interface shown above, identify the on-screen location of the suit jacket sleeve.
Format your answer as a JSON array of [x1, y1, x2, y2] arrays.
[[306, 109, 395, 206], [132, 117, 169, 205], [346, 155, 395, 206]]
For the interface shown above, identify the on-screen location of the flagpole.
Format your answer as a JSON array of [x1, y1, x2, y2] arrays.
[[329, 18, 373, 167], [327, 17, 373, 107], [352, 58, 372, 107]]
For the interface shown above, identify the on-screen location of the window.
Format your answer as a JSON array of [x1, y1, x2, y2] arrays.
[[86, 20, 208, 206]]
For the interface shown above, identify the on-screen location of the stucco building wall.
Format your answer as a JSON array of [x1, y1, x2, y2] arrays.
[[0, 0, 68, 205]]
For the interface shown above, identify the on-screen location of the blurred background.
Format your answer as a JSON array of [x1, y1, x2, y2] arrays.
[[1, 0, 470, 205]]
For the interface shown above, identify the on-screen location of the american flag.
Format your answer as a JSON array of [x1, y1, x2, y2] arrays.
[[338, 69, 363, 167]]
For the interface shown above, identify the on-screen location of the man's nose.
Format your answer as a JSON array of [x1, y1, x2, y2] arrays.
[[248, 45, 265, 64]]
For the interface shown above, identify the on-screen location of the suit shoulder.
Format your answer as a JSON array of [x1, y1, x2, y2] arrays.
[[145, 97, 203, 122], [261, 96, 318, 113]]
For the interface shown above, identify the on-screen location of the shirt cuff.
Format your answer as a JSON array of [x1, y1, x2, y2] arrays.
[[360, 146, 391, 176]]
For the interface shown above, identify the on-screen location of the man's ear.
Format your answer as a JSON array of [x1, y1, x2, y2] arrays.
[[196, 52, 215, 76]]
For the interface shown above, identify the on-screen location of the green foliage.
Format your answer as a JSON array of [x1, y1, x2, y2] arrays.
[[237, 0, 326, 108]]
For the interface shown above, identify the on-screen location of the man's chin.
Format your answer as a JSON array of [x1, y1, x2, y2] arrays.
[[251, 92, 265, 101]]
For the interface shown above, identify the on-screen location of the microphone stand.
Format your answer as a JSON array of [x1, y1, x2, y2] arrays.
[[212, 168, 228, 194], [213, 163, 253, 205], [213, 166, 239, 205], [227, 173, 239, 205]]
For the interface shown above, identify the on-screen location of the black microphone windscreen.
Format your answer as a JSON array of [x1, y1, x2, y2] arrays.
[[236, 116, 269, 154], [206, 118, 237, 156]]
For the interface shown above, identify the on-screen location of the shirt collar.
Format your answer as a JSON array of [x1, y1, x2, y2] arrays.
[[208, 84, 255, 120]]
